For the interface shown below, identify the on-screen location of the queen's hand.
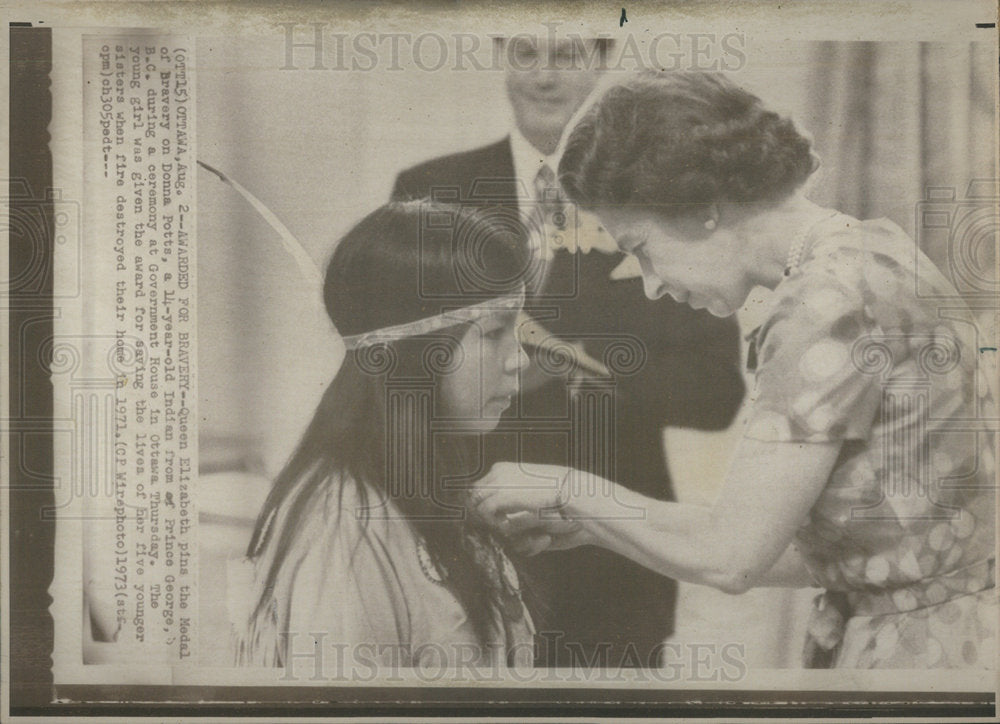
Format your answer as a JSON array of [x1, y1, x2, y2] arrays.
[[472, 462, 598, 556]]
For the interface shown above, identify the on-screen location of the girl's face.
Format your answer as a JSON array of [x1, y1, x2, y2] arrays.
[[596, 206, 755, 318], [439, 309, 527, 431]]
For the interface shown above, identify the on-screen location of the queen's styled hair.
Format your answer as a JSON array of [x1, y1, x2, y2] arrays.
[[245, 200, 528, 652], [559, 71, 819, 218]]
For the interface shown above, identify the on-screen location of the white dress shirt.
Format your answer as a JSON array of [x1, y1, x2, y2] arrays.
[[508, 126, 559, 213]]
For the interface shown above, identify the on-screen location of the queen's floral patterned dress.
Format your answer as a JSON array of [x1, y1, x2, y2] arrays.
[[745, 214, 997, 668]]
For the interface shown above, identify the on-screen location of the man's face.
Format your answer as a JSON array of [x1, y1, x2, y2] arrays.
[[504, 37, 605, 154]]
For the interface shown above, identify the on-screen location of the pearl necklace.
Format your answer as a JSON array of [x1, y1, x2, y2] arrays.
[[783, 210, 840, 277]]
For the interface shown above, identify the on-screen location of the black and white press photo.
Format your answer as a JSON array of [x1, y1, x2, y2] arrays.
[[4, 0, 999, 720]]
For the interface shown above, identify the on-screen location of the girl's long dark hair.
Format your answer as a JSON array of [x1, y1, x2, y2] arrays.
[[246, 201, 528, 647]]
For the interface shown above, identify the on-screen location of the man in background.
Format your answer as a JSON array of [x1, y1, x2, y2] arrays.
[[392, 33, 744, 667]]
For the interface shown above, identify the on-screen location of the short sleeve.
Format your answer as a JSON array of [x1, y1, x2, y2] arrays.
[[744, 265, 883, 443]]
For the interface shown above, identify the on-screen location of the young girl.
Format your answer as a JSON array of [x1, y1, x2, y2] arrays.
[[233, 201, 535, 673]]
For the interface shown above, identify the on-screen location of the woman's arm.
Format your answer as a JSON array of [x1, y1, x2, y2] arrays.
[[476, 436, 840, 594]]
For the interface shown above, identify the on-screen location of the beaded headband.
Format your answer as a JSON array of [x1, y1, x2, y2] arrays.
[[340, 287, 526, 350], [195, 161, 527, 354]]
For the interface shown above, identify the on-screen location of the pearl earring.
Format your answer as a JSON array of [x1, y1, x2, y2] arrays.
[[704, 219, 716, 231]]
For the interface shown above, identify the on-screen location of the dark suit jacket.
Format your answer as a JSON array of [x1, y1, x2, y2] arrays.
[[393, 138, 745, 667]]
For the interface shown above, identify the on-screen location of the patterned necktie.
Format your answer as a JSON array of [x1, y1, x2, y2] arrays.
[[523, 164, 564, 294], [533, 163, 567, 233], [528, 163, 569, 283]]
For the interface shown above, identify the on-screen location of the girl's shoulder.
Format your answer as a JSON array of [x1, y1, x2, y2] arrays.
[[248, 471, 401, 573], [283, 471, 406, 550]]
